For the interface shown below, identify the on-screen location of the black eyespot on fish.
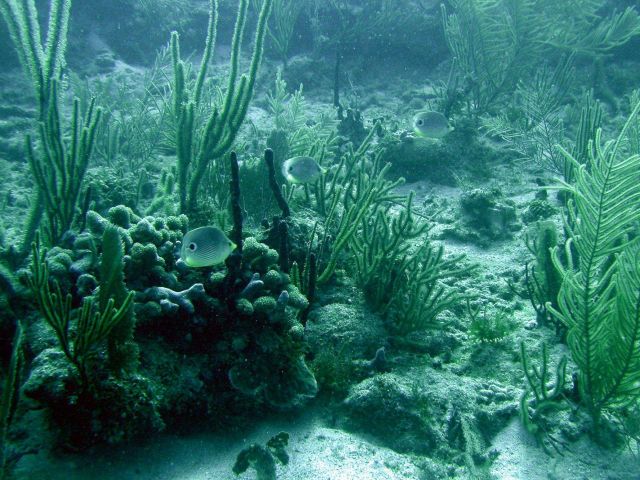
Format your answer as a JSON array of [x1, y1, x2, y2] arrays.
[[189, 242, 197, 251]]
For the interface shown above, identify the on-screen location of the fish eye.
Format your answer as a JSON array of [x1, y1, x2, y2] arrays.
[[188, 242, 197, 251], [288, 167, 293, 172], [417, 119, 424, 126]]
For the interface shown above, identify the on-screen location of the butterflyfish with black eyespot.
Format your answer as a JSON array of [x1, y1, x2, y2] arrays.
[[180, 226, 236, 267], [281, 156, 326, 184], [412, 111, 452, 139]]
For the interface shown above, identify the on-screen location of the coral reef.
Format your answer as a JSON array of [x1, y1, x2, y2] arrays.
[[16, 198, 315, 450], [2, 1, 640, 478]]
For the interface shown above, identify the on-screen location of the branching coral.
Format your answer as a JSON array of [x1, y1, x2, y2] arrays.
[[0, 0, 102, 249], [443, 0, 640, 116], [520, 342, 569, 455], [545, 4, 640, 56], [314, 128, 403, 283], [171, 0, 273, 216], [352, 193, 470, 335], [257, 0, 303, 67], [78, 53, 172, 175], [26, 83, 102, 246], [442, 0, 546, 115], [548, 101, 640, 428], [0, 0, 70, 119], [28, 230, 134, 387], [351, 192, 430, 292], [382, 240, 468, 336], [485, 81, 603, 181], [481, 57, 574, 172]]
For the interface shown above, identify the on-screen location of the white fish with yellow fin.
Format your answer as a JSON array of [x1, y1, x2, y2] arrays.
[[412, 111, 452, 139], [282, 156, 326, 184], [180, 226, 236, 267]]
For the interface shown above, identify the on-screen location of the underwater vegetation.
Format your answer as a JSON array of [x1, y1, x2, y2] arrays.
[[548, 104, 640, 428], [0, 0, 639, 479]]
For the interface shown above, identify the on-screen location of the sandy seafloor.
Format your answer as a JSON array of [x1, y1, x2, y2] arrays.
[[15, 409, 640, 480]]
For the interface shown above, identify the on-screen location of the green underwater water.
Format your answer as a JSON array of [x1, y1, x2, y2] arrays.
[[1, 1, 640, 479]]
